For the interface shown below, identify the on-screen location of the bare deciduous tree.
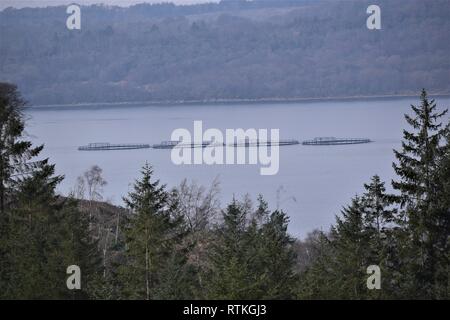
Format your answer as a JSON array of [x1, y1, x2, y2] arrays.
[[172, 177, 221, 233], [84, 165, 107, 202], [74, 165, 107, 224]]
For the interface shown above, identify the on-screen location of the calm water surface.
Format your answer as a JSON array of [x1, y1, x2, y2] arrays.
[[25, 97, 450, 238]]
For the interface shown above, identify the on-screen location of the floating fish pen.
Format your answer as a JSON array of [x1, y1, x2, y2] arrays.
[[152, 140, 225, 149], [230, 139, 300, 147], [153, 139, 300, 149], [78, 142, 150, 151], [79, 137, 370, 151], [302, 137, 372, 146]]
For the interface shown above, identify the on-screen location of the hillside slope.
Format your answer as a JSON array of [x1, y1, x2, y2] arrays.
[[0, 0, 449, 105]]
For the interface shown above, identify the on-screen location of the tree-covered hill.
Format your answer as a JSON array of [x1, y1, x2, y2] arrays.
[[0, 0, 449, 105]]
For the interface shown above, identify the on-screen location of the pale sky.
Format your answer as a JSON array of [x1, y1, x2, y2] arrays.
[[0, 0, 219, 10]]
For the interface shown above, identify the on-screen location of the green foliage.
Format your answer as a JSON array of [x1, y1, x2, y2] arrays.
[[298, 90, 450, 299], [0, 82, 100, 299], [0, 84, 448, 300], [118, 163, 194, 299], [205, 196, 297, 299], [297, 231, 337, 299], [0, 83, 43, 214], [391, 89, 449, 298], [205, 200, 252, 299]]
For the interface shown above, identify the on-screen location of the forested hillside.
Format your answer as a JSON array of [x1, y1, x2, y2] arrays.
[[1, 0, 449, 105]]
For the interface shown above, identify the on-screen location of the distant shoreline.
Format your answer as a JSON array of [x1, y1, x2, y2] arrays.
[[27, 92, 450, 110]]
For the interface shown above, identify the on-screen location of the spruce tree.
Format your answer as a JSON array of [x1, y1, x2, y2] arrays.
[[299, 175, 399, 299], [256, 209, 297, 299], [0, 83, 43, 214], [206, 199, 251, 299], [0, 82, 100, 299], [0, 82, 41, 296], [329, 196, 369, 299], [392, 89, 449, 298], [299, 183, 395, 300], [206, 196, 298, 299], [1, 148, 100, 299], [362, 175, 396, 237], [429, 128, 450, 298], [360, 175, 399, 298], [119, 164, 189, 299], [297, 231, 336, 299]]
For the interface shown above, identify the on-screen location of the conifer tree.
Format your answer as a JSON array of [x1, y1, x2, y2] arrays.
[[299, 178, 397, 300], [1, 151, 100, 299], [206, 199, 251, 299], [297, 231, 336, 299], [0, 82, 42, 295], [119, 164, 189, 299], [300, 180, 395, 299], [256, 209, 297, 299], [0, 83, 43, 214], [360, 175, 399, 298], [428, 129, 450, 298], [206, 196, 298, 299], [392, 89, 449, 298], [329, 196, 369, 299], [0, 83, 100, 299]]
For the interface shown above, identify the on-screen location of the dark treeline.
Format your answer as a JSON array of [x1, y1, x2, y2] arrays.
[[0, 83, 449, 299], [1, 0, 449, 105]]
